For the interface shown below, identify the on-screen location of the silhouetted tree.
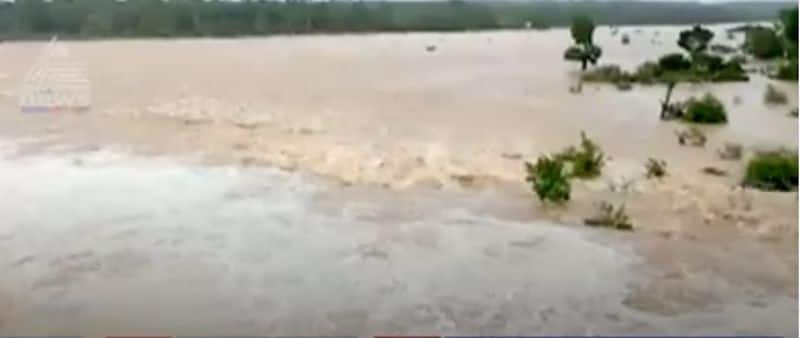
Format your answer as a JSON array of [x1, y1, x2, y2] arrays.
[[564, 15, 602, 70]]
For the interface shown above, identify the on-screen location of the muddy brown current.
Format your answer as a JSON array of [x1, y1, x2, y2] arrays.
[[0, 24, 797, 336]]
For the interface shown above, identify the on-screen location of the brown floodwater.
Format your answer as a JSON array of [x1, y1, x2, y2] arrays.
[[0, 24, 797, 336], [0, 145, 795, 337], [0, 23, 797, 188]]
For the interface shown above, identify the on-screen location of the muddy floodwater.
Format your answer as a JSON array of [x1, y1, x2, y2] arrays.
[[0, 145, 795, 336], [0, 23, 797, 336]]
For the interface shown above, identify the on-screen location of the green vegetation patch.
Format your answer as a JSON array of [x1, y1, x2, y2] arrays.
[[745, 27, 785, 59], [582, 57, 748, 84], [525, 156, 571, 203], [683, 93, 728, 124], [743, 150, 798, 191], [581, 24, 749, 84], [524, 132, 606, 204], [554, 132, 605, 179], [658, 53, 692, 71], [774, 59, 798, 81]]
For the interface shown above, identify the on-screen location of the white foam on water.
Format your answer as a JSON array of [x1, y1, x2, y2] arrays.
[[0, 148, 794, 337], [0, 148, 648, 335]]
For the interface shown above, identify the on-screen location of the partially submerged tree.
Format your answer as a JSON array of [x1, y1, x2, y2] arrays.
[[571, 14, 595, 45], [563, 15, 602, 70], [659, 81, 680, 119], [678, 25, 715, 58], [564, 44, 602, 70], [779, 7, 798, 47], [777, 7, 798, 81]]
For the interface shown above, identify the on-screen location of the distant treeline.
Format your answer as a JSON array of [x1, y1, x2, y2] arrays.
[[0, 0, 794, 39]]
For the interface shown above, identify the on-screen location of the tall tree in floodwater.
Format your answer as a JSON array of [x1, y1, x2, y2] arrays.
[[563, 15, 602, 70], [677, 25, 714, 58]]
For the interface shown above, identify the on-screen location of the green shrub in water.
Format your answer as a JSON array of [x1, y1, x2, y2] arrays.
[[712, 60, 749, 82], [693, 53, 725, 73], [743, 150, 798, 191], [745, 27, 784, 59], [525, 156, 571, 203], [658, 53, 692, 71], [555, 132, 605, 179], [634, 61, 662, 83], [683, 93, 728, 124]]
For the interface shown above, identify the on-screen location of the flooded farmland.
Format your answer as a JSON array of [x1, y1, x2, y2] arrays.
[[0, 23, 797, 336], [0, 24, 797, 187]]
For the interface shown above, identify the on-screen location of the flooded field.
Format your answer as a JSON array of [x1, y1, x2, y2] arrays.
[[0, 144, 795, 336], [0, 23, 797, 336], [0, 24, 797, 187]]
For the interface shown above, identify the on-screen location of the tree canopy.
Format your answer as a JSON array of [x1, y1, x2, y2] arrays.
[[564, 15, 602, 70], [746, 26, 785, 59], [779, 6, 798, 44], [678, 25, 715, 55], [570, 15, 595, 45]]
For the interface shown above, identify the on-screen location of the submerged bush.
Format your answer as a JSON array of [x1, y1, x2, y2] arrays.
[[584, 202, 633, 231], [676, 126, 708, 147], [658, 53, 692, 71], [718, 142, 743, 160], [712, 60, 749, 82], [615, 81, 633, 91], [645, 158, 668, 179], [581, 64, 632, 83], [693, 53, 725, 73], [702, 166, 728, 176], [774, 59, 798, 81], [634, 61, 662, 83], [588, 56, 747, 84], [746, 27, 784, 59], [764, 84, 788, 105], [743, 150, 798, 191], [525, 156, 571, 203], [555, 132, 605, 179], [683, 93, 728, 123], [678, 25, 714, 55]]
